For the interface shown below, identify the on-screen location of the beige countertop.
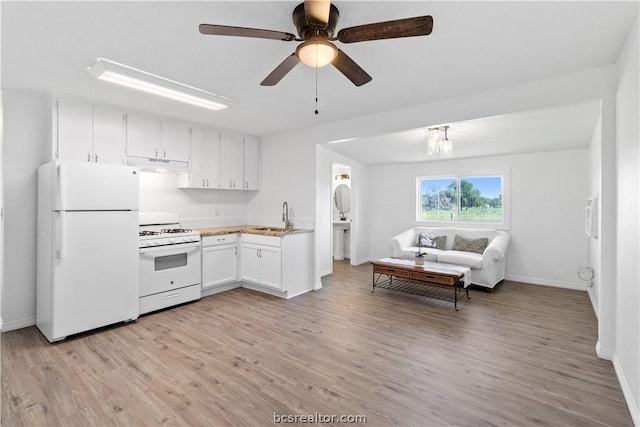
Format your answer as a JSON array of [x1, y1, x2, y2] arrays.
[[193, 225, 312, 238]]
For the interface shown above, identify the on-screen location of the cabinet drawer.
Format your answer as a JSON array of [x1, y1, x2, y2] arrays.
[[139, 284, 200, 315], [375, 266, 410, 278], [409, 271, 456, 285], [202, 234, 238, 247], [241, 233, 281, 247]]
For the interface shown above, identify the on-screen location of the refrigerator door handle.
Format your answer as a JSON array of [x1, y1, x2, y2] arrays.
[[57, 211, 66, 259], [58, 163, 67, 210]]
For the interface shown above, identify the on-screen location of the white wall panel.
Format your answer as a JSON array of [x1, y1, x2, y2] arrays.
[[613, 16, 640, 425], [368, 149, 590, 288], [2, 90, 51, 330]]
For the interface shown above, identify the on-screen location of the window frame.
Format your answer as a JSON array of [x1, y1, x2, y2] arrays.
[[415, 169, 510, 230]]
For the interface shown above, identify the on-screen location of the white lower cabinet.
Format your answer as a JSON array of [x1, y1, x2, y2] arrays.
[[200, 231, 313, 299], [202, 234, 238, 290], [240, 232, 312, 296], [241, 240, 282, 290]]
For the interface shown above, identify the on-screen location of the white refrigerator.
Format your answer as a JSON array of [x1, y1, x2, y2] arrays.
[[37, 160, 140, 342]]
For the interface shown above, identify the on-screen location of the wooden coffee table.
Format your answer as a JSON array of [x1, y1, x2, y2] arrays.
[[371, 258, 470, 310]]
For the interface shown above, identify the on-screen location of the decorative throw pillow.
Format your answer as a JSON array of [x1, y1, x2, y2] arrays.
[[431, 235, 447, 250], [452, 235, 488, 254], [417, 233, 447, 249], [417, 232, 435, 248]]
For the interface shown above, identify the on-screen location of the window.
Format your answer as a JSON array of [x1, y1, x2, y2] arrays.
[[417, 173, 507, 227]]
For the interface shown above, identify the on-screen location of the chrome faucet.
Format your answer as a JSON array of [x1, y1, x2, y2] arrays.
[[282, 201, 293, 230]]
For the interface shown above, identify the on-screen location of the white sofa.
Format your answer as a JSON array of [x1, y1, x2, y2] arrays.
[[389, 227, 510, 289]]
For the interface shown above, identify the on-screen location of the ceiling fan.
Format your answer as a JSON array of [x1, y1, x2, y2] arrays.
[[199, 0, 433, 87]]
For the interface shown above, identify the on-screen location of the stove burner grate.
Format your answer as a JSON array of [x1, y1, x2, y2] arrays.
[[139, 231, 161, 237], [160, 228, 193, 234]]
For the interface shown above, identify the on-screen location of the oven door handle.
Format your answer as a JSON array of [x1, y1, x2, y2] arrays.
[[139, 242, 201, 255]]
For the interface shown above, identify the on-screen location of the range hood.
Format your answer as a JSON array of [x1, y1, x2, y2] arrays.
[[126, 155, 188, 173]]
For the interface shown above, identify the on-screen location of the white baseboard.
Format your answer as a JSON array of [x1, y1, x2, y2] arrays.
[[313, 281, 323, 291], [505, 274, 590, 291], [1, 316, 36, 332], [319, 268, 332, 277], [351, 256, 372, 266], [596, 341, 614, 360], [613, 354, 639, 426]]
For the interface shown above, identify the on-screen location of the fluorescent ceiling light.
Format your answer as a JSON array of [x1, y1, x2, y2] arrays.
[[87, 58, 232, 111]]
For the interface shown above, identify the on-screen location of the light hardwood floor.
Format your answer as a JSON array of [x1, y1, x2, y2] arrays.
[[2, 260, 634, 426]]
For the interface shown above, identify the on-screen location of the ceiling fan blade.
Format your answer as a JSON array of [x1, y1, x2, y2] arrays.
[[337, 15, 433, 44], [199, 24, 297, 41], [305, 0, 331, 28], [332, 49, 372, 87], [260, 53, 300, 86]]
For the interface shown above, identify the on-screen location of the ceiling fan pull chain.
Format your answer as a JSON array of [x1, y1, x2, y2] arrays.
[[315, 49, 319, 115]]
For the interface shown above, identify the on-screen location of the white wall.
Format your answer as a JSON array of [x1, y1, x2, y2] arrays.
[[368, 149, 590, 289], [2, 90, 51, 331], [613, 16, 639, 425], [139, 171, 253, 229]]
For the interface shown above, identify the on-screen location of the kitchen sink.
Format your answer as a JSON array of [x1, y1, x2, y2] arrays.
[[248, 226, 295, 233]]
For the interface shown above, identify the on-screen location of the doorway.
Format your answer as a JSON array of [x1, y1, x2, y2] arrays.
[[331, 163, 352, 263]]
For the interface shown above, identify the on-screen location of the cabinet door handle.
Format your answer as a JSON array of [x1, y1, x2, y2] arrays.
[[234, 246, 237, 255], [163, 149, 166, 158], [87, 152, 91, 162], [245, 181, 248, 189], [155, 148, 158, 157], [229, 180, 232, 188], [94, 153, 98, 163], [206, 179, 209, 187]]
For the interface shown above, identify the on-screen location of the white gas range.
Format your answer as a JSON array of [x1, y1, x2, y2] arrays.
[[138, 213, 201, 315]]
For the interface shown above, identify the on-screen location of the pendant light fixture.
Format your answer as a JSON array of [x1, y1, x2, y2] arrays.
[[427, 125, 453, 158]]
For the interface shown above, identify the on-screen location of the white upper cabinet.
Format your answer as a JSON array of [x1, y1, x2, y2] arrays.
[[125, 112, 161, 159], [188, 125, 207, 187], [178, 126, 221, 189], [205, 129, 221, 188], [92, 105, 126, 165], [125, 113, 190, 162], [56, 98, 125, 165], [219, 131, 244, 189], [243, 137, 259, 190], [161, 119, 190, 162], [180, 129, 258, 191]]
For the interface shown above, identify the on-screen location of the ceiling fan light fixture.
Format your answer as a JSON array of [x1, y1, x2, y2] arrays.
[[87, 58, 232, 111], [296, 39, 338, 68]]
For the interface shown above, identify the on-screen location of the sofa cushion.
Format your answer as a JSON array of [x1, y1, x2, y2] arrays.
[[437, 250, 483, 269], [452, 235, 489, 254]]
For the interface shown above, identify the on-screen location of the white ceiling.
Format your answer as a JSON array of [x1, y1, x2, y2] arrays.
[[2, 1, 637, 164], [326, 100, 603, 165]]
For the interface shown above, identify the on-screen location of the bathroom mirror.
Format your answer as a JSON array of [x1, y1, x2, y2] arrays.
[[334, 184, 351, 214]]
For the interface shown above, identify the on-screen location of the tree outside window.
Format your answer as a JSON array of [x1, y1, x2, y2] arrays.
[[418, 175, 503, 223]]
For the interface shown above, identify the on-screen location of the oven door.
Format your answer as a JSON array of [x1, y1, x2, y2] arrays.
[[139, 242, 201, 297]]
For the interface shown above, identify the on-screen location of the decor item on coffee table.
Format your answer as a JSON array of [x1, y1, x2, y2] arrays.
[[389, 227, 510, 290], [371, 258, 470, 310]]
